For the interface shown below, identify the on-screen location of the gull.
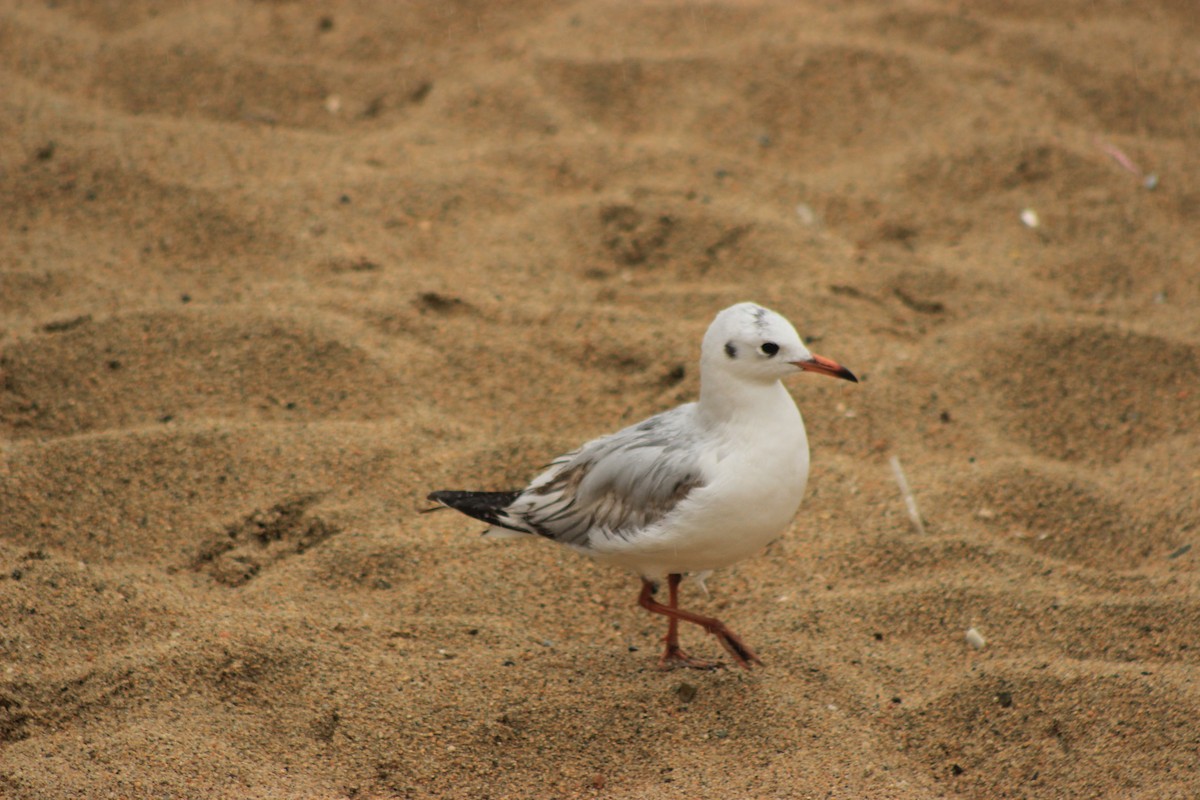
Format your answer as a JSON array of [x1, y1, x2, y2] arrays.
[[427, 302, 857, 669]]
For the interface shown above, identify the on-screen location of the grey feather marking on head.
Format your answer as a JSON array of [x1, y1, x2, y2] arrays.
[[750, 305, 770, 332]]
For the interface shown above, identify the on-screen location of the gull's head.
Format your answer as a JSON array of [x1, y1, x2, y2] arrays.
[[701, 302, 858, 385]]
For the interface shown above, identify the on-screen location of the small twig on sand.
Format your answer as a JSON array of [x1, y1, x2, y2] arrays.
[[889, 455, 926, 535], [1094, 136, 1159, 189]]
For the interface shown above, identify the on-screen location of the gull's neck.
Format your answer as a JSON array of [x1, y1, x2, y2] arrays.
[[698, 371, 799, 429]]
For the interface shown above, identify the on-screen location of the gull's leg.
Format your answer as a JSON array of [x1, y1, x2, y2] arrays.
[[663, 573, 684, 661], [637, 574, 763, 670], [661, 573, 720, 669]]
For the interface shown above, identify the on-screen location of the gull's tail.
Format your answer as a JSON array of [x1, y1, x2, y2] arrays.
[[426, 490, 527, 533]]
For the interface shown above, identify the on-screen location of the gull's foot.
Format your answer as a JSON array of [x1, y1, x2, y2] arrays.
[[658, 644, 723, 671], [708, 626, 764, 670]]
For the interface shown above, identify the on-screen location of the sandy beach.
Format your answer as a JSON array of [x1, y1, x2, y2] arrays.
[[2, 1, 1199, 797]]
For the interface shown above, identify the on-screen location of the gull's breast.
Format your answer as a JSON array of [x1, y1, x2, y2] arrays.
[[592, 410, 810, 575]]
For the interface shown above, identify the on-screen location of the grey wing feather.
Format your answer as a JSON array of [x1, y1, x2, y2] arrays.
[[503, 405, 708, 547]]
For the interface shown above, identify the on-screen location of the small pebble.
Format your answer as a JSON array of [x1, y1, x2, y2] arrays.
[[675, 682, 697, 703], [965, 627, 986, 650]]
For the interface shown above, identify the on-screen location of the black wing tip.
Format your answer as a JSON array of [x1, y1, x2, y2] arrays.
[[424, 491, 532, 534], [427, 489, 520, 504], [424, 489, 525, 529]]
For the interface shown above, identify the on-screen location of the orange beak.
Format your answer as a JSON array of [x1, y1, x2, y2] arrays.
[[793, 353, 858, 383]]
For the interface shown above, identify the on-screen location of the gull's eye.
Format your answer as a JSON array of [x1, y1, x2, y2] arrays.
[[760, 342, 780, 357]]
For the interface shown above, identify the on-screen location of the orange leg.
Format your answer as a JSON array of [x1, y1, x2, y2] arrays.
[[637, 574, 763, 670]]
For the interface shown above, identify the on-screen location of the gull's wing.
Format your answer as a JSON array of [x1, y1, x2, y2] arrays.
[[498, 404, 710, 547]]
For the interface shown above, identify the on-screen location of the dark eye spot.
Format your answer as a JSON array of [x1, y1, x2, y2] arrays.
[[724, 341, 738, 359], [760, 342, 780, 357]]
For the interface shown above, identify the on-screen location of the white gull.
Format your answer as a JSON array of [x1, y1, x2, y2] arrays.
[[428, 302, 857, 669]]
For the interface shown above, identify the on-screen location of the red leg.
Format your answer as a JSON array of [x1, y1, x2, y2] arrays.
[[637, 574, 763, 670], [662, 576, 681, 658], [660, 574, 716, 669]]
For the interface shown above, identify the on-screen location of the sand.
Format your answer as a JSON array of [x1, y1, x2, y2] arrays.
[[2, 1, 1199, 797]]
